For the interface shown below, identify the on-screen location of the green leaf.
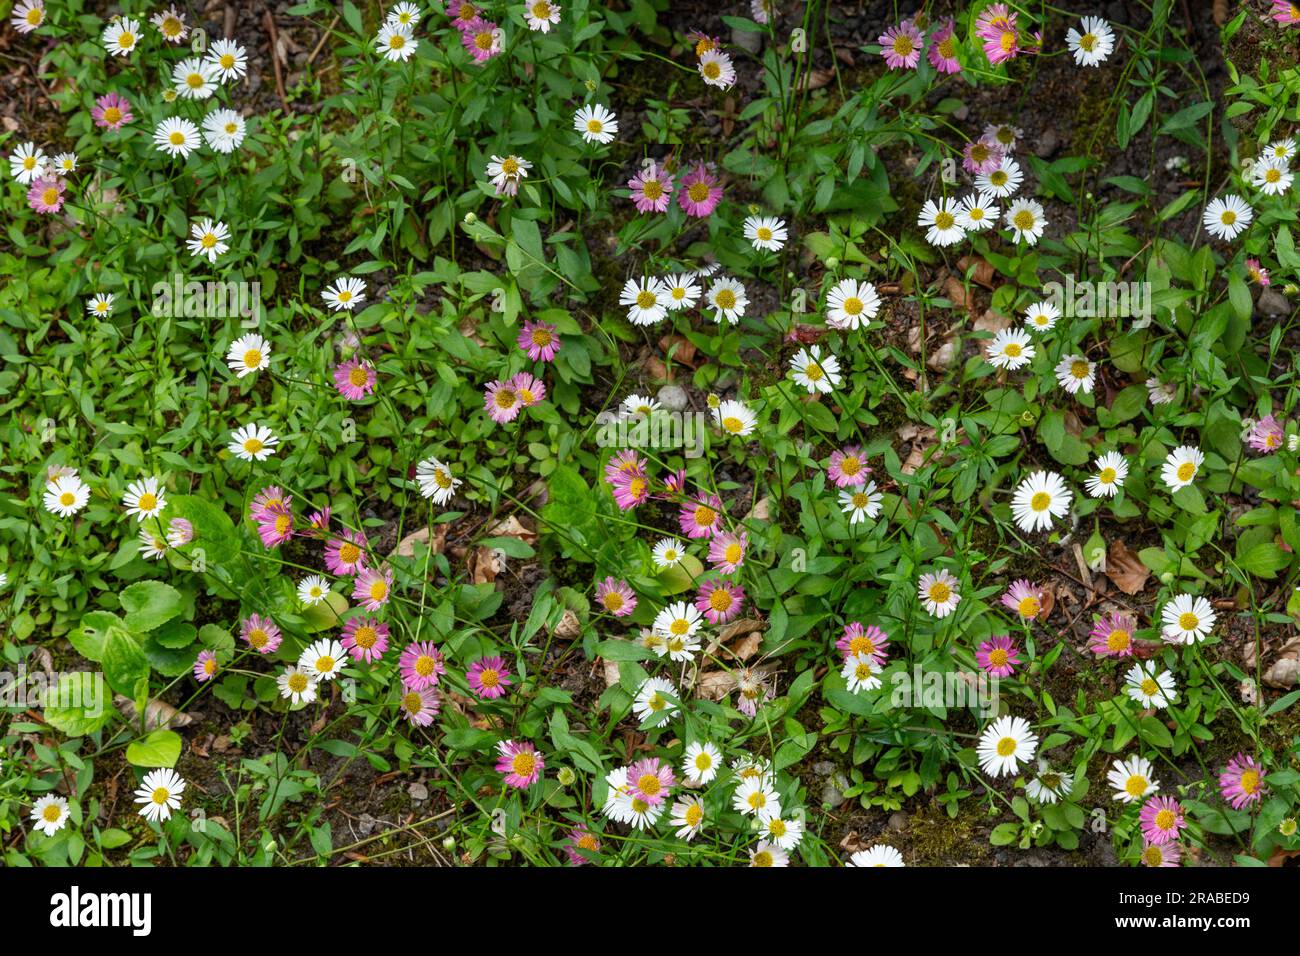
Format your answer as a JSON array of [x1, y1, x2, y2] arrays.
[[42, 673, 114, 737], [119, 581, 184, 633], [102, 628, 151, 703], [126, 729, 183, 769]]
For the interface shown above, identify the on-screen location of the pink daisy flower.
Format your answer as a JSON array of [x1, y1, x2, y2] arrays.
[[878, 20, 923, 69], [627, 160, 674, 213], [517, 320, 560, 362], [333, 359, 377, 401], [927, 18, 962, 74], [510, 371, 546, 407], [1219, 753, 1267, 809], [352, 566, 393, 611], [324, 528, 369, 576], [827, 445, 870, 488], [1246, 415, 1284, 454], [92, 92, 134, 130], [467, 655, 513, 699], [27, 177, 66, 215], [962, 138, 1004, 175], [240, 614, 283, 654], [256, 507, 294, 548], [251, 486, 291, 520], [564, 826, 601, 865], [707, 530, 748, 574], [736, 666, 771, 716], [446, 0, 481, 28], [662, 469, 687, 497], [1087, 612, 1137, 658], [307, 506, 331, 536], [1245, 258, 1271, 286], [595, 576, 637, 616], [677, 163, 722, 217], [695, 578, 745, 624], [341, 616, 390, 663], [836, 622, 889, 663], [1141, 840, 1181, 867], [460, 17, 502, 62], [679, 493, 725, 539], [496, 739, 544, 788], [1272, 0, 1300, 26], [1001, 579, 1046, 620], [609, 471, 651, 510], [626, 756, 675, 806], [166, 517, 194, 546], [604, 449, 646, 485], [975, 3, 1020, 64], [398, 684, 441, 726], [975, 635, 1021, 677], [484, 379, 523, 423], [193, 650, 218, 682], [1139, 795, 1186, 845], [399, 641, 446, 690]]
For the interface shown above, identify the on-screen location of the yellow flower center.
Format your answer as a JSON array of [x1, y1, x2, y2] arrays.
[[1108, 630, 1130, 651], [1178, 612, 1199, 631], [42, 804, 62, 822], [349, 366, 369, 387], [512, 752, 536, 776], [929, 582, 951, 603], [934, 211, 956, 230], [1176, 462, 1196, 482], [288, 672, 307, 692], [1013, 210, 1035, 231], [1240, 770, 1260, 794], [688, 182, 710, 202], [103, 107, 122, 124], [136, 493, 157, 511], [709, 589, 733, 611], [353, 626, 377, 649], [1125, 775, 1147, 797], [996, 737, 1016, 757], [1030, 491, 1051, 511]]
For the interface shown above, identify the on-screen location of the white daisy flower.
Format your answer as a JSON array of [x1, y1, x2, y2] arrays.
[[1160, 592, 1215, 644], [744, 215, 788, 252], [153, 117, 201, 158], [632, 677, 680, 721], [1085, 451, 1128, 498], [278, 665, 319, 705], [1026, 762, 1073, 804], [660, 629, 700, 663], [986, 327, 1035, 370], [187, 218, 231, 263], [1250, 157, 1293, 196], [839, 482, 882, 524], [975, 158, 1024, 198], [762, 814, 805, 850], [789, 345, 842, 394], [103, 17, 143, 57], [713, 399, 756, 436], [122, 476, 166, 522], [976, 715, 1038, 777], [1264, 138, 1296, 164], [387, 2, 422, 27], [664, 273, 700, 310], [733, 777, 780, 820], [9, 141, 47, 184], [139, 529, 169, 560], [842, 652, 881, 693], [652, 600, 703, 639], [1066, 17, 1114, 67], [957, 191, 1000, 231], [1147, 377, 1176, 405], [11, 0, 46, 34], [1005, 198, 1047, 244], [416, 457, 462, 504], [621, 393, 661, 419], [172, 57, 219, 100], [134, 768, 185, 823], [848, 844, 905, 867], [202, 109, 248, 153], [671, 796, 706, 840], [87, 293, 115, 317], [1126, 661, 1178, 709], [705, 276, 748, 324], [918, 569, 960, 618], [1108, 755, 1159, 803], [43, 474, 90, 517], [984, 123, 1023, 153], [151, 5, 188, 42], [825, 278, 880, 330], [50, 152, 77, 176], [682, 740, 720, 783], [698, 48, 736, 89], [574, 104, 618, 144], [1055, 354, 1096, 394], [229, 423, 278, 462], [298, 575, 331, 606], [322, 276, 366, 311], [524, 1, 561, 32], [204, 38, 249, 81], [1202, 194, 1253, 241], [1024, 299, 1060, 332], [620, 276, 670, 325], [918, 197, 965, 246], [652, 538, 686, 569], [376, 22, 417, 61], [299, 638, 346, 681], [1160, 444, 1203, 491], [485, 154, 531, 196], [30, 795, 70, 836], [1011, 470, 1071, 533], [226, 333, 270, 378]]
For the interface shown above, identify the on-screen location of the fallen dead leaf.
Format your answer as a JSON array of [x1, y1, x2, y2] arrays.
[[1105, 539, 1150, 595], [389, 523, 448, 561], [695, 670, 737, 700], [115, 695, 195, 731], [958, 256, 998, 290]]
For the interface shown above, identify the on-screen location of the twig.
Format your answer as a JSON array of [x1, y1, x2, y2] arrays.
[[308, 15, 340, 66], [262, 7, 290, 113]]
